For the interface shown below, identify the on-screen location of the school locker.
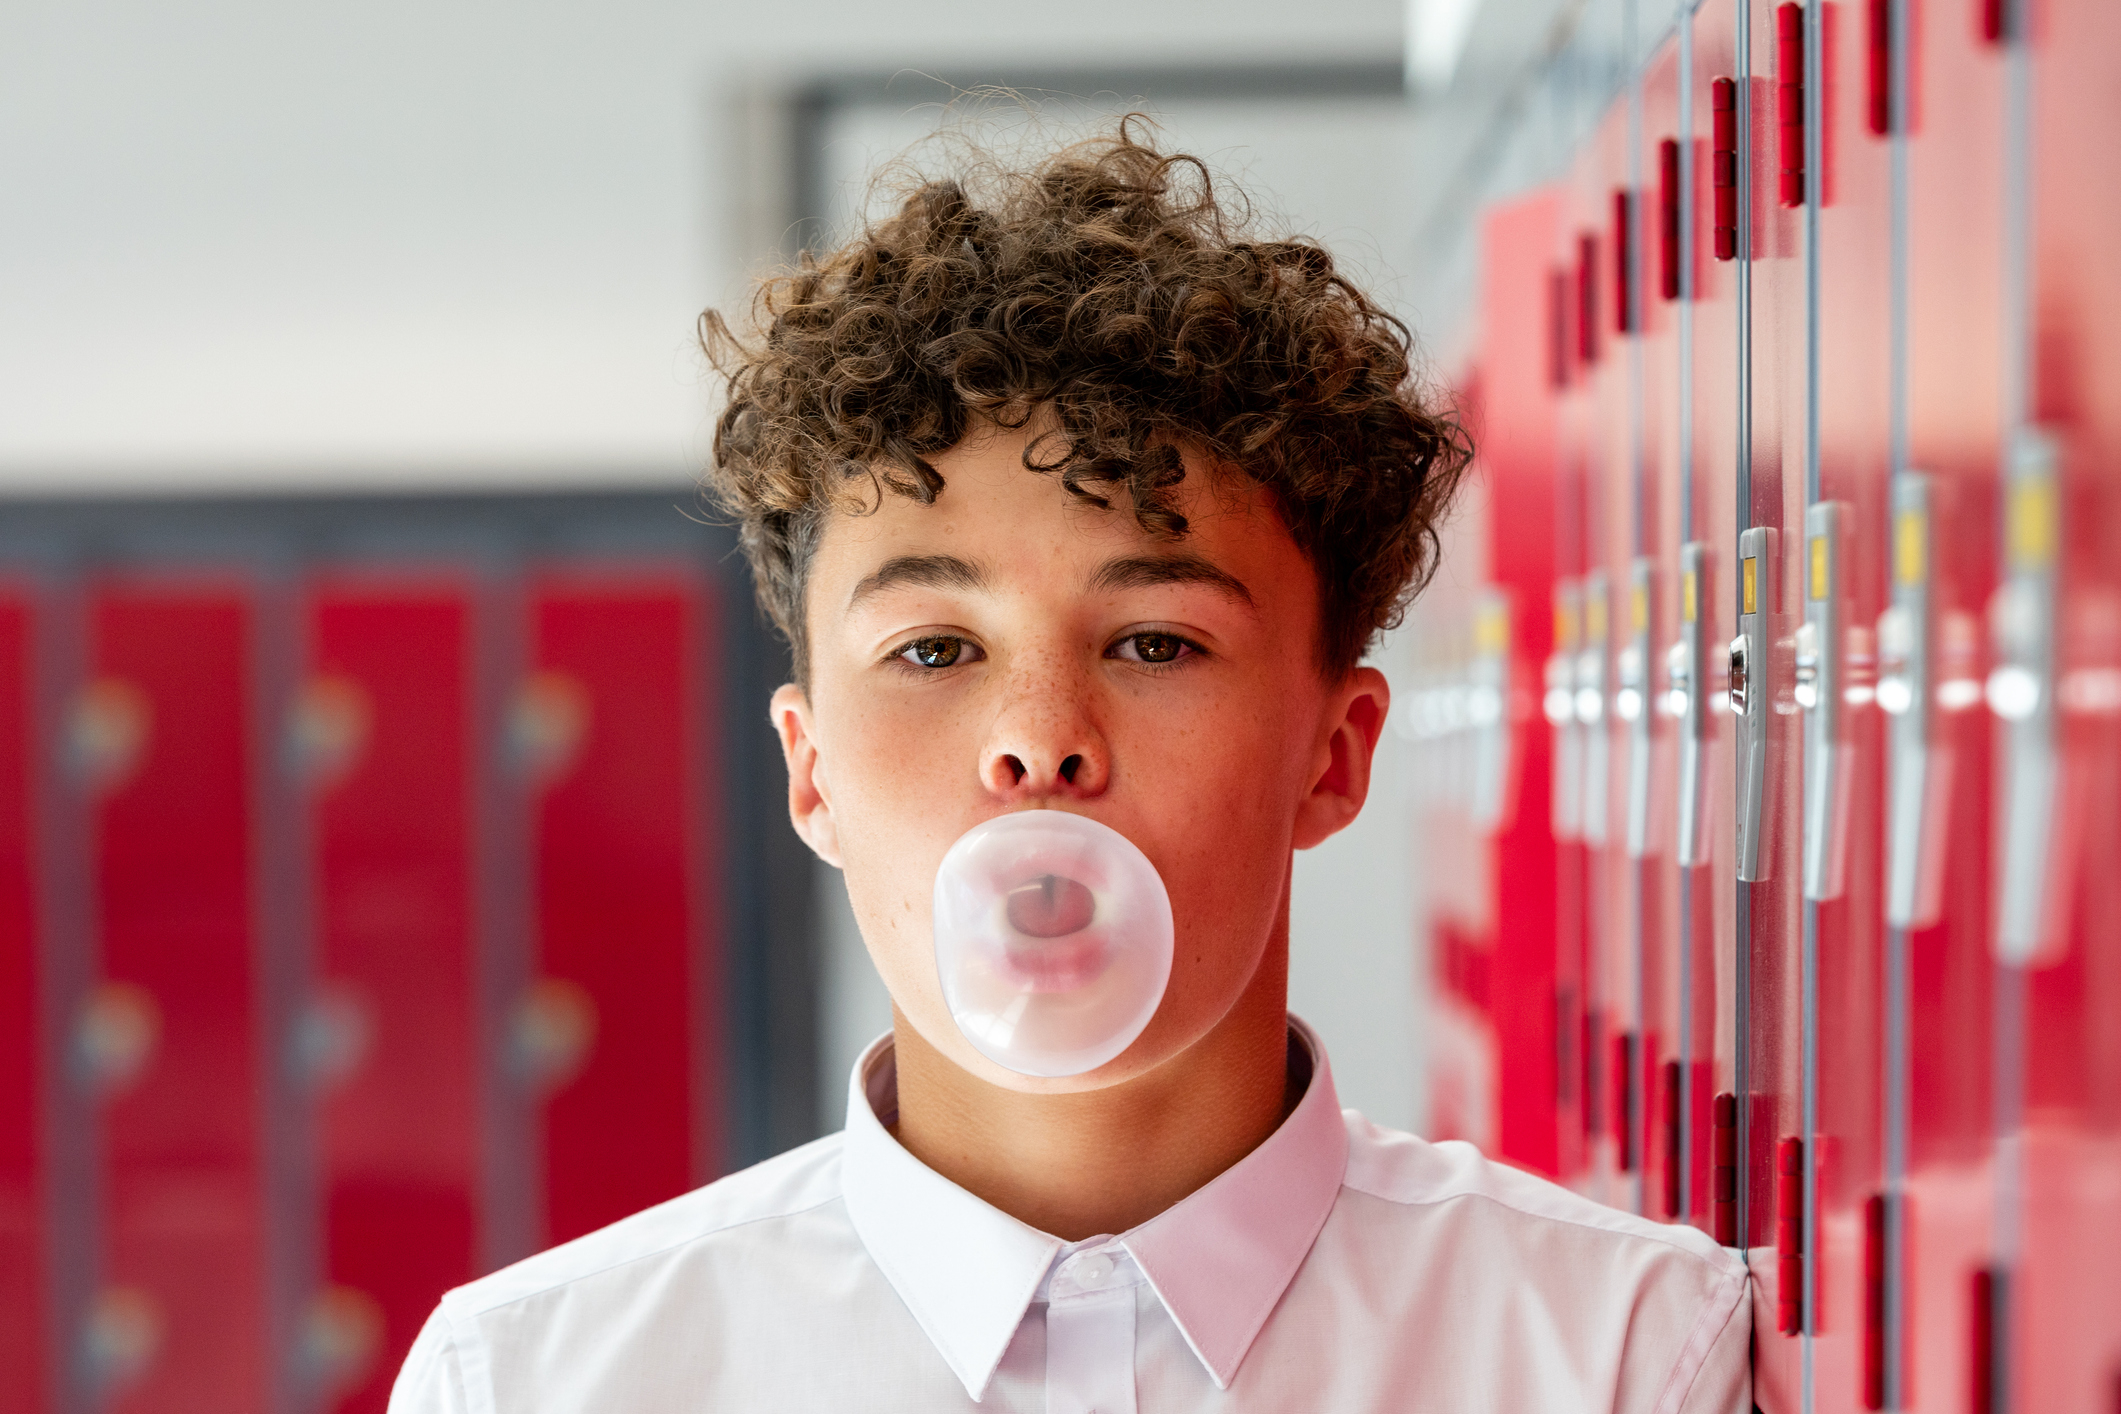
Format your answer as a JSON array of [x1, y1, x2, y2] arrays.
[[0, 507, 742, 1414]]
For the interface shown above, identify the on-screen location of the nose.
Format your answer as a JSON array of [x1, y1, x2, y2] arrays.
[[978, 659, 1111, 801]]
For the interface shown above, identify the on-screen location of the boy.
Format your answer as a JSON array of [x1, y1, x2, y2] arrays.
[[390, 123, 1748, 1412]]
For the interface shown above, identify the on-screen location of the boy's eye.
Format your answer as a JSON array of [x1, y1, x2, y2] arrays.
[[896, 635, 981, 669], [1111, 632, 1194, 665]]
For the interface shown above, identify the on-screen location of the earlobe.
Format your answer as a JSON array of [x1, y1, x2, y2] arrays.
[[1292, 667, 1390, 850], [770, 683, 843, 867]]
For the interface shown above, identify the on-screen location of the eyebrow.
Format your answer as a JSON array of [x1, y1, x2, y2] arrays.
[[1089, 554, 1255, 608], [847, 554, 992, 610]]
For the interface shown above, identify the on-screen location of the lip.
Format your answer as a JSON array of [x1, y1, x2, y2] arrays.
[[990, 931, 1110, 993]]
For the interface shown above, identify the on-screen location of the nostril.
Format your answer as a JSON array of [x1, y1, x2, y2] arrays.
[[1002, 754, 1027, 785], [1059, 754, 1082, 784]]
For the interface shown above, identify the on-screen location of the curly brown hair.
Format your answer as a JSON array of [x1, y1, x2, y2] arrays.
[[700, 118, 1469, 683]]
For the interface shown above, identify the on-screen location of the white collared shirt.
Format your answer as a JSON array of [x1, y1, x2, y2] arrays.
[[389, 1020, 1749, 1413]]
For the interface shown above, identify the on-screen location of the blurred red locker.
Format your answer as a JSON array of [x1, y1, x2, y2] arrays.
[[307, 577, 482, 1413], [92, 579, 276, 1412], [531, 568, 721, 1248], [0, 588, 46, 1413], [2011, 0, 2121, 1406]]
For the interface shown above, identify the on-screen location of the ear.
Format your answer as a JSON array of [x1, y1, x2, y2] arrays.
[[1292, 666, 1390, 851], [770, 683, 844, 867]]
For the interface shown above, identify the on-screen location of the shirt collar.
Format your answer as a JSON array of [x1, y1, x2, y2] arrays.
[[840, 1016, 1350, 1400]]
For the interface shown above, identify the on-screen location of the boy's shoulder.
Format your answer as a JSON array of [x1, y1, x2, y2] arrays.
[[1336, 1109, 1741, 1280], [438, 1129, 849, 1322]]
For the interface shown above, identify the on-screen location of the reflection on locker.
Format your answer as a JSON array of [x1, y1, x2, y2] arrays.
[[1416, 0, 2121, 1410], [0, 499, 764, 1414]]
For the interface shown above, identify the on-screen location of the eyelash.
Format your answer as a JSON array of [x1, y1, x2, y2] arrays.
[[884, 630, 1207, 672], [1106, 630, 1203, 667]]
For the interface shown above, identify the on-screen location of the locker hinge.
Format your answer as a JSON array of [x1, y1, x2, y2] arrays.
[[1971, 1265, 2009, 1413], [1777, 4, 1806, 207], [1711, 78, 1739, 259], [1661, 1059, 1684, 1218], [1863, 1193, 1888, 1409], [1658, 139, 1683, 300], [1613, 1031, 1638, 1171], [1613, 189, 1639, 334], [1866, 0, 1895, 136], [1776, 1136, 1805, 1334], [1712, 1093, 1739, 1245]]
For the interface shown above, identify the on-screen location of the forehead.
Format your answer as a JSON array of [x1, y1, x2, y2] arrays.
[[807, 431, 1307, 602]]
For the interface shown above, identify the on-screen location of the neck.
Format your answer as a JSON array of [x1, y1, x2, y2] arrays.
[[888, 911, 1294, 1242]]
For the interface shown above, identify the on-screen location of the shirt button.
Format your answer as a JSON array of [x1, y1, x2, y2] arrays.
[[1076, 1253, 1114, 1286]]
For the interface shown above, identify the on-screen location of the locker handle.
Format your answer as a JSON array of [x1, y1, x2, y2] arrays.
[[1577, 233, 1600, 365]]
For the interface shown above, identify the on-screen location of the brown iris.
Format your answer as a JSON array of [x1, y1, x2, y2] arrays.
[[1004, 874, 1096, 938]]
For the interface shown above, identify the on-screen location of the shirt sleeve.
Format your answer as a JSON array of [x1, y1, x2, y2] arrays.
[[1667, 1273, 1752, 1414], [388, 1306, 474, 1414]]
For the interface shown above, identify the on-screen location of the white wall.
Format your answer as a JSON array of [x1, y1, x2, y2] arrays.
[[0, 0, 1399, 492]]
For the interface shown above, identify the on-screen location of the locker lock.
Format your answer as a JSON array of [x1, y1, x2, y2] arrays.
[[1792, 622, 1821, 709], [1664, 640, 1690, 719], [1727, 635, 1751, 716], [1875, 606, 1915, 715]]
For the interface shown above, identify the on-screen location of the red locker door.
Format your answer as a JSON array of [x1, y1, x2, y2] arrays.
[[1731, 2, 1812, 1407], [1476, 189, 1564, 1180], [1899, 0, 2009, 1407], [1639, 21, 1692, 1234], [531, 568, 720, 1246], [308, 577, 481, 1414], [91, 579, 272, 1412], [1683, 0, 1748, 1257], [1808, 0, 1896, 1402], [0, 588, 46, 1413], [2011, 0, 2121, 1405]]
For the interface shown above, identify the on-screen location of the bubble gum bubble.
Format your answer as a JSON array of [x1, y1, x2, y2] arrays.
[[931, 810, 1174, 1078]]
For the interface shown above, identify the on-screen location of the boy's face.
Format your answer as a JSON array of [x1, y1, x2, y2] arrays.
[[771, 423, 1388, 1092]]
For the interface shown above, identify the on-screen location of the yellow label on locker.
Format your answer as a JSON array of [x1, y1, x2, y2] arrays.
[[1555, 597, 1578, 651], [1809, 534, 1829, 601], [1631, 584, 1648, 635], [2008, 474, 2056, 572], [1742, 557, 1758, 616], [1475, 600, 1509, 656], [1895, 508, 1926, 587], [1587, 592, 1607, 641], [1682, 570, 1698, 624]]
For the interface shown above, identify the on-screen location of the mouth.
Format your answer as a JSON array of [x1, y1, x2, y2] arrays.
[[993, 873, 1105, 991]]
